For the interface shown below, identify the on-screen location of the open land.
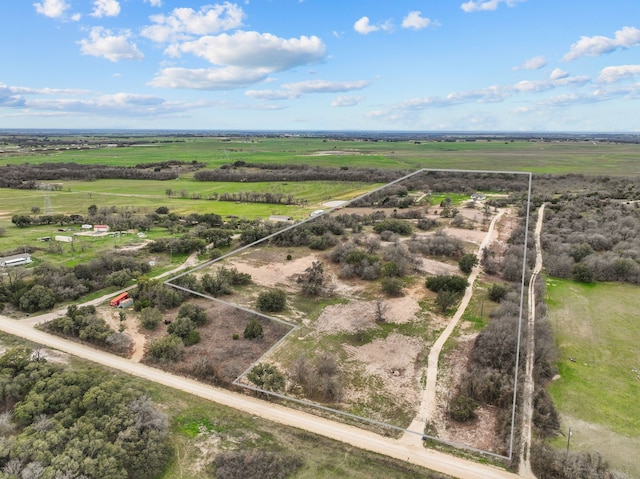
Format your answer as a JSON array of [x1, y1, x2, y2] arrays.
[[546, 279, 640, 478], [0, 132, 639, 478]]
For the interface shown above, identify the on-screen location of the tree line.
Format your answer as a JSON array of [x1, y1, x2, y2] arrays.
[[0, 162, 189, 189]]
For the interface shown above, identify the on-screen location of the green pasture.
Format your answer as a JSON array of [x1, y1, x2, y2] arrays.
[[3, 136, 640, 175], [546, 279, 640, 475], [0, 179, 376, 232]]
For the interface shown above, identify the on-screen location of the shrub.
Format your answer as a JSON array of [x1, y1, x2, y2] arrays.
[[381, 277, 404, 297], [244, 319, 264, 340], [373, 219, 412, 235], [167, 316, 196, 340], [425, 274, 468, 293], [256, 289, 286, 312], [572, 262, 593, 283], [213, 450, 303, 479], [148, 335, 184, 362], [449, 395, 478, 422], [488, 283, 509, 303], [177, 303, 208, 326], [247, 363, 285, 392], [139, 307, 162, 330]]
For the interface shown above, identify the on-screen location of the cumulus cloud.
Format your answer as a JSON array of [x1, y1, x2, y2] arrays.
[[78, 27, 144, 62], [402, 11, 435, 30], [513, 55, 547, 71], [354, 16, 392, 35], [167, 31, 325, 72], [145, 0, 162, 6], [91, 0, 120, 18], [33, 0, 70, 18], [461, 0, 525, 13], [141, 3, 245, 43], [149, 66, 269, 90], [597, 64, 640, 83], [331, 95, 364, 107], [563, 26, 640, 61]]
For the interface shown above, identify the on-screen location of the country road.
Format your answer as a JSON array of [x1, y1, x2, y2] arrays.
[[519, 204, 545, 477], [0, 317, 519, 479]]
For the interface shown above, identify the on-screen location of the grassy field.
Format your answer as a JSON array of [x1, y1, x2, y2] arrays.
[[545, 279, 640, 477], [3, 136, 640, 175]]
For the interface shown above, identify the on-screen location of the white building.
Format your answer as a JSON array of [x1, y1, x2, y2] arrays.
[[0, 254, 32, 267]]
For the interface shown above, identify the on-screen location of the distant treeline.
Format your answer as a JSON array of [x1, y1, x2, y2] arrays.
[[0, 160, 204, 189], [194, 161, 408, 183]]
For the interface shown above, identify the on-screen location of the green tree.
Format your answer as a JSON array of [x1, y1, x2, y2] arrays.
[[436, 289, 459, 313], [19, 285, 57, 313], [458, 253, 479, 274]]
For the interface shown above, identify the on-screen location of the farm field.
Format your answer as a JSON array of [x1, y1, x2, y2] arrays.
[[3, 134, 640, 175], [546, 279, 640, 478]]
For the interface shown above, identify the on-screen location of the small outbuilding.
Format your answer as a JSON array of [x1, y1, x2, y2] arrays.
[[0, 254, 32, 267]]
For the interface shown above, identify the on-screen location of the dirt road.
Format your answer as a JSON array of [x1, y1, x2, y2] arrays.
[[518, 204, 545, 477], [0, 316, 518, 479], [402, 209, 506, 445]]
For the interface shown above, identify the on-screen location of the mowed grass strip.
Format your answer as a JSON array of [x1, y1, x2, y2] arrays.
[[546, 279, 640, 437]]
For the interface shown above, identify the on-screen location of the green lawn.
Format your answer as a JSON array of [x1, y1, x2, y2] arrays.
[[546, 278, 640, 476]]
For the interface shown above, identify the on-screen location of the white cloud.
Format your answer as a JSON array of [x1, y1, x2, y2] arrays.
[[282, 79, 368, 94], [332, 95, 364, 107], [168, 31, 325, 72], [141, 4, 245, 43], [513, 55, 547, 71], [245, 89, 299, 100], [402, 11, 434, 30], [597, 64, 640, 84], [563, 26, 640, 62], [353, 16, 393, 35], [145, 0, 162, 6], [461, 0, 525, 13], [33, 0, 70, 19], [149, 66, 269, 90], [78, 27, 144, 62], [550, 68, 569, 80], [91, 0, 120, 18], [245, 79, 368, 101], [354, 16, 379, 35]]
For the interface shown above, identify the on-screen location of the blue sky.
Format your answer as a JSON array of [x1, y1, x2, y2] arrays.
[[1, 0, 640, 131]]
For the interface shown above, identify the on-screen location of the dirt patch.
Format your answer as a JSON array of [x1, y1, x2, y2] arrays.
[[97, 305, 146, 361], [348, 333, 424, 408], [314, 292, 422, 334], [223, 250, 319, 289]]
